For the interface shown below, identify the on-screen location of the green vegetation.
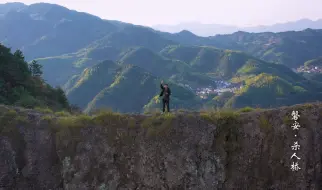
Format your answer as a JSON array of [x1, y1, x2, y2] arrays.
[[162, 30, 322, 69], [169, 72, 216, 89], [229, 29, 322, 68], [223, 73, 322, 109], [55, 111, 71, 117], [5, 3, 322, 71], [143, 83, 202, 113], [238, 106, 254, 112], [141, 112, 176, 136], [161, 45, 249, 79], [2, 3, 322, 111], [206, 92, 235, 108], [23, 39, 322, 112], [35, 55, 83, 87], [304, 57, 322, 67], [119, 47, 191, 78], [160, 45, 307, 83], [66, 60, 120, 108], [0, 44, 70, 111], [83, 65, 160, 113], [200, 109, 240, 125], [67, 41, 322, 112], [301, 72, 322, 83], [259, 115, 272, 131], [34, 107, 54, 114], [63, 59, 202, 113]]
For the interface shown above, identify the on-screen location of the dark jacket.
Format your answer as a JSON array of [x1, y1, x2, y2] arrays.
[[160, 84, 171, 100]]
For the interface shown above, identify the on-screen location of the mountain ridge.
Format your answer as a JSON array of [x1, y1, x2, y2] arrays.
[[153, 18, 322, 36], [1, 2, 322, 70], [2, 2, 322, 112]]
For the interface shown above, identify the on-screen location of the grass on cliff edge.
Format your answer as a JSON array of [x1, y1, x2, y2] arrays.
[[0, 103, 318, 133], [0, 106, 244, 135], [0, 105, 249, 144]]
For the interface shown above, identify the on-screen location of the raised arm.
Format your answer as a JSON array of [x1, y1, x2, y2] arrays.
[[160, 80, 164, 89]]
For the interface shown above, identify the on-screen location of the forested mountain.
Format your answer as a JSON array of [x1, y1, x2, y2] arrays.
[[65, 60, 201, 113], [0, 43, 69, 110], [0, 3, 119, 59], [2, 2, 322, 113], [2, 3, 322, 69], [161, 29, 322, 68]]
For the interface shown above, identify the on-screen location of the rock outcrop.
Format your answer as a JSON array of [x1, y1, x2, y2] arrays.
[[0, 104, 322, 190]]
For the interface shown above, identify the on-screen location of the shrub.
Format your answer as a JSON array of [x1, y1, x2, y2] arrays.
[[200, 109, 239, 125], [144, 108, 160, 115], [239, 106, 254, 112], [14, 94, 39, 108], [92, 109, 123, 126], [40, 115, 55, 124], [34, 107, 53, 114], [55, 111, 71, 117], [57, 115, 93, 128], [177, 109, 188, 113]]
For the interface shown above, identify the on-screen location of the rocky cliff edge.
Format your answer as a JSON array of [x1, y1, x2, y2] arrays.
[[0, 104, 322, 190]]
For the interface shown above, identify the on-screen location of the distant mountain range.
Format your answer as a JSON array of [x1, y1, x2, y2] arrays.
[[2, 2, 322, 113], [153, 19, 322, 36]]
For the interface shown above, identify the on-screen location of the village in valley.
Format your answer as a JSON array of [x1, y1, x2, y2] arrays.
[[181, 80, 244, 100], [296, 65, 322, 73], [188, 64, 322, 100], [179, 62, 322, 100]]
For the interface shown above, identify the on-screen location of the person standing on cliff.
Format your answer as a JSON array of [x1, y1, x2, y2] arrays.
[[160, 80, 171, 113]]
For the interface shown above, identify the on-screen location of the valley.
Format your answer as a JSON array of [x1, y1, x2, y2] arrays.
[[1, 3, 322, 113]]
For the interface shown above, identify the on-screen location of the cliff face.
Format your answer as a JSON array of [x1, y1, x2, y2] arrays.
[[0, 104, 322, 190]]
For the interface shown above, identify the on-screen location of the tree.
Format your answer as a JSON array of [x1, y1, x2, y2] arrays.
[[55, 87, 69, 108], [14, 49, 25, 60], [0, 44, 70, 110], [29, 60, 43, 77]]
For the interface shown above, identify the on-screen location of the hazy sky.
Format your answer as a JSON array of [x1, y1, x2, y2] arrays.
[[1, 0, 321, 27]]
